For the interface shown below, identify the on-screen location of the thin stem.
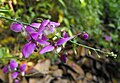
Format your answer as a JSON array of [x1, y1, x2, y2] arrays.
[[0, 15, 37, 28]]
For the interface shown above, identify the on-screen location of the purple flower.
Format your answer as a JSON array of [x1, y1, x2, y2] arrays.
[[60, 55, 67, 63], [2, 66, 9, 73], [37, 20, 50, 34], [12, 72, 19, 79], [19, 64, 26, 72], [56, 32, 71, 46], [9, 59, 18, 70], [104, 35, 112, 41], [22, 42, 36, 58], [39, 45, 54, 54], [82, 33, 89, 40], [30, 23, 41, 28], [38, 20, 60, 35], [10, 22, 22, 32], [36, 39, 50, 45]]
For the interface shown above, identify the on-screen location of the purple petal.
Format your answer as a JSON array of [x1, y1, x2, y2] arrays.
[[30, 32, 39, 40], [39, 45, 54, 54], [56, 37, 71, 46], [12, 72, 19, 79], [2, 66, 9, 74], [20, 64, 26, 72], [83, 33, 89, 40], [37, 20, 49, 33], [22, 42, 36, 58], [36, 39, 50, 45], [49, 22, 60, 27], [60, 55, 67, 63], [25, 26, 35, 33], [41, 35, 48, 41], [10, 22, 22, 32], [63, 31, 69, 38], [10, 59, 17, 63], [104, 35, 112, 41], [9, 60, 18, 70], [30, 23, 41, 28]]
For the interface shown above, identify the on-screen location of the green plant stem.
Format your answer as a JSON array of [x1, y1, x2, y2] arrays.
[[0, 15, 37, 28], [70, 40, 110, 55]]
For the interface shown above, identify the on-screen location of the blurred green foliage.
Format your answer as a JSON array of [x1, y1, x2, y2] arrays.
[[0, 0, 120, 60]]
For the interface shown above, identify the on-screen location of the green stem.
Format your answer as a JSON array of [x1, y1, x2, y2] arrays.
[[0, 15, 37, 28]]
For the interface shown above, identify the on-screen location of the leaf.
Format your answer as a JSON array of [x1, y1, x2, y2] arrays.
[[58, 0, 66, 8], [0, 49, 3, 58]]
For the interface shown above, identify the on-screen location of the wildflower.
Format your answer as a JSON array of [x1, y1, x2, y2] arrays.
[[9, 59, 18, 70], [56, 31, 71, 46], [38, 20, 60, 35], [60, 54, 67, 63], [104, 35, 112, 41], [10, 22, 22, 32], [82, 33, 89, 40], [12, 72, 19, 79], [2, 66, 9, 73], [22, 42, 36, 58], [19, 64, 26, 72]]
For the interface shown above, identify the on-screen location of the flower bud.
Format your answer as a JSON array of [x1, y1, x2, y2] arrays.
[[10, 22, 22, 32]]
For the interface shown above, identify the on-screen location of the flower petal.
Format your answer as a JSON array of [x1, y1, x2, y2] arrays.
[[12, 72, 19, 79], [30, 32, 39, 40], [10, 22, 22, 32], [22, 42, 36, 58], [39, 45, 54, 54], [49, 22, 60, 27], [63, 31, 69, 38], [41, 35, 48, 41], [9, 59, 18, 70], [25, 26, 35, 33], [56, 37, 71, 46], [37, 39, 50, 45], [2, 66, 9, 74], [30, 23, 41, 28], [20, 64, 26, 72], [37, 20, 49, 33]]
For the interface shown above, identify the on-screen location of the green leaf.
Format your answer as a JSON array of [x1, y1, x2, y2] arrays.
[[0, 49, 3, 58]]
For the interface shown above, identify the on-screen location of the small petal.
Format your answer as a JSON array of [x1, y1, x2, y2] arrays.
[[39, 45, 54, 54], [56, 37, 71, 46], [60, 55, 67, 63], [63, 31, 69, 38], [30, 23, 41, 28], [10, 22, 22, 32], [36, 39, 50, 45], [2, 66, 9, 74], [49, 22, 60, 27], [37, 20, 49, 33], [30, 32, 39, 40], [9, 60, 18, 70], [20, 64, 26, 72], [104, 35, 112, 41], [41, 35, 48, 41], [12, 72, 19, 79], [25, 26, 35, 33], [83, 33, 89, 40], [22, 42, 36, 58]]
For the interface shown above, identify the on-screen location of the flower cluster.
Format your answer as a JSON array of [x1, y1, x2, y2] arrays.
[[2, 59, 26, 83], [10, 20, 72, 58]]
